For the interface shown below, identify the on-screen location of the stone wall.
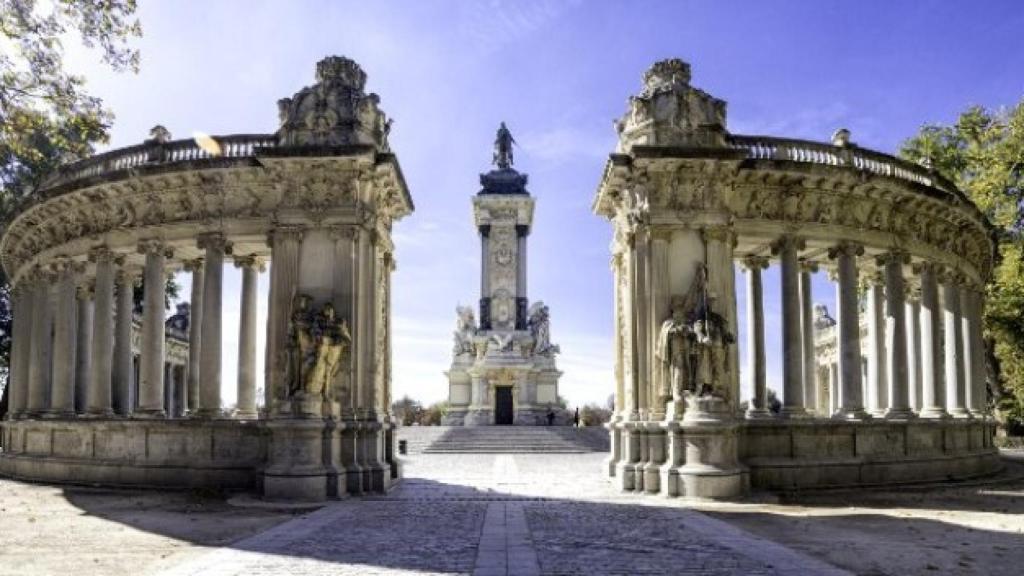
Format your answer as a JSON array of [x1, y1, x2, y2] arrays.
[[0, 419, 266, 490]]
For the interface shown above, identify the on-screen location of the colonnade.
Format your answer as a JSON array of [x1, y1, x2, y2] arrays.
[[5, 235, 266, 421], [743, 237, 987, 420]]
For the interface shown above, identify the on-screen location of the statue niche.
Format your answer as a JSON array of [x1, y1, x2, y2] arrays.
[[284, 294, 352, 400], [656, 263, 734, 409]]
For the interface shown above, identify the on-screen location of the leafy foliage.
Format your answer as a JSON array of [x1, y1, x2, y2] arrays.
[[900, 103, 1024, 430], [0, 0, 141, 397]]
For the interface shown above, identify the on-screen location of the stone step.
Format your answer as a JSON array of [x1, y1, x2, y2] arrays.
[[417, 426, 609, 454]]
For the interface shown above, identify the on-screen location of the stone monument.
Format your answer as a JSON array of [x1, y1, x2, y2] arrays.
[[442, 124, 563, 426]]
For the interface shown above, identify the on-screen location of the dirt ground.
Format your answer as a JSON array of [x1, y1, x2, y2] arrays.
[[695, 451, 1024, 576], [0, 480, 297, 576]]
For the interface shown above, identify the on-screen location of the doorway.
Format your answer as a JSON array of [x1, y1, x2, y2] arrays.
[[495, 386, 514, 425]]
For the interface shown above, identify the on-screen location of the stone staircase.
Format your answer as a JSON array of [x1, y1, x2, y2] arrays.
[[411, 426, 609, 454]]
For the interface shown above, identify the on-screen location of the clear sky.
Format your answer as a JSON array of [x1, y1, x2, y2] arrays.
[[63, 1, 1024, 409]]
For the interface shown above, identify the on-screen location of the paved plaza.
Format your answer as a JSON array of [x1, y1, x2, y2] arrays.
[[1, 449, 1023, 575]]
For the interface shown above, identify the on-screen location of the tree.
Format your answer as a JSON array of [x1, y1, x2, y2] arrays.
[[0, 0, 142, 400], [900, 103, 1024, 431], [390, 395, 423, 426]]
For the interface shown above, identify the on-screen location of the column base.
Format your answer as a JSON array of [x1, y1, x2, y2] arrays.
[[463, 409, 493, 426], [832, 408, 870, 421], [745, 408, 774, 420], [779, 406, 810, 419], [41, 410, 75, 419], [883, 407, 916, 420], [948, 408, 972, 419], [233, 409, 259, 420], [133, 409, 167, 419], [81, 409, 114, 419], [192, 409, 227, 419], [918, 408, 950, 419]]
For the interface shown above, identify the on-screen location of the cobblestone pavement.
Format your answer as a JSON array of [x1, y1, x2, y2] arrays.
[[158, 453, 849, 576]]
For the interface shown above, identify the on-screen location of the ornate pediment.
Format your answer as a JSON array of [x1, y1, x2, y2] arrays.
[[276, 56, 392, 150], [615, 58, 728, 151]]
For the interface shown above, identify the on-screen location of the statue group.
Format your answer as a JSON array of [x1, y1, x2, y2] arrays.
[[656, 264, 734, 405], [285, 294, 352, 400]]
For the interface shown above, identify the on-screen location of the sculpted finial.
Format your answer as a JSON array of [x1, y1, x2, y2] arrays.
[[493, 122, 516, 169]]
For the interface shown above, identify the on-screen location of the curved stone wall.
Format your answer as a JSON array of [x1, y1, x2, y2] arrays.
[[597, 59, 1001, 498]]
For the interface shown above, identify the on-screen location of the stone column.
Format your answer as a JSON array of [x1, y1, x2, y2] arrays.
[[828, 242, 868, 419], [8, 284, 32, 417], [774, 236, 807, 417], [916, 263, 947, 418], [961, 284, 986, 417], [649, 231, 670, 416], [799, 261, 817, 415], [87, 247, 116, 416], [516, 224, 528, 330], [27, 269, 55, 415], [742, 256, 770, 418], [49, 260, 79, 417], [880, 251, 912, 419], [828, 362, 839, 416], [969, 287, 988, 416], [941, 271, 970, 418], [113, 268, 136, 416], [234, 255, 262, 419], [183, 259, 204, 415], [479, 225, 491, 329], [865, 270, 888, 416], [904, 291, 922, 412], [197, 233, 230, 418], [75, 283, 93, 414], [265, 227, 303, 409], [136, 240, 170, 418]]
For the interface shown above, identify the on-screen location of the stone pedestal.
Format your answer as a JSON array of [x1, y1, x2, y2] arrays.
[[263, 397, 343, 502], [674, 396, 748, 499]]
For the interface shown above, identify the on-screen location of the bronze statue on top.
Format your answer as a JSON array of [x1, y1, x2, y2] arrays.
[[493, 122, 516, 169]]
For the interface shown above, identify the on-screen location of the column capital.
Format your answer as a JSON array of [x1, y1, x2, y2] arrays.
[[827, 241, 864, 260], [741, 254, 770, 271], [936, 266, 965, 285], [799, 260, 819, 274], [328, 224, 357, 241], [770, 234, 805, 255], [115, 266, 141, 285], [876, 250, 911, 267], [137, 238, 174, 258], [88, 245, 118, 264], [197, 232, 233, 253], [701, 225, 737, 247], [181, 258, 204, 273], [267, 225, 305, 247], [865, 268, 885, 286], [233, 254, 266, 272], [911, 260, 942, 276]]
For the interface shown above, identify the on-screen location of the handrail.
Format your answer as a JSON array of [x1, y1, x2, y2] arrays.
[[727, 134, 956, 195], [38, 133, 278, 191]]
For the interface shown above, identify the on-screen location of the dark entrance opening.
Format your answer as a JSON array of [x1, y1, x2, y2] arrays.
[[495, 386, 514, 425]]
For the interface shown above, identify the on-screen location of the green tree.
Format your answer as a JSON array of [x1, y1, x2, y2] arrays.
[[900, 103, 1024, 431], [0, 0, 142, 398]]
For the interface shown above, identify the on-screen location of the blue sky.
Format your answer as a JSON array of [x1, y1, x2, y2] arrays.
[[64, 1, 1024, 408]]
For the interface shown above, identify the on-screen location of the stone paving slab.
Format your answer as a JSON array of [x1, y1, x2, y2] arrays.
[[156, 452, 849, 576]]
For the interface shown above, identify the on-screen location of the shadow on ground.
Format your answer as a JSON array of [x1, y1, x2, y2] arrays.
[[37, 453, 1024, 575]]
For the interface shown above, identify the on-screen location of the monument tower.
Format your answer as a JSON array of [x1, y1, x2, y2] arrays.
[[443, 124, 563, 426]]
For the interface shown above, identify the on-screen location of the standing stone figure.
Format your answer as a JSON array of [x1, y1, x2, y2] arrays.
[[493, 121, 516, 169], [691, 293, 734, 398], [657, 295, 694, 402], [285, 294, 314, 398], [305, 303, 352, 398], [452, 305, 477, 356]]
